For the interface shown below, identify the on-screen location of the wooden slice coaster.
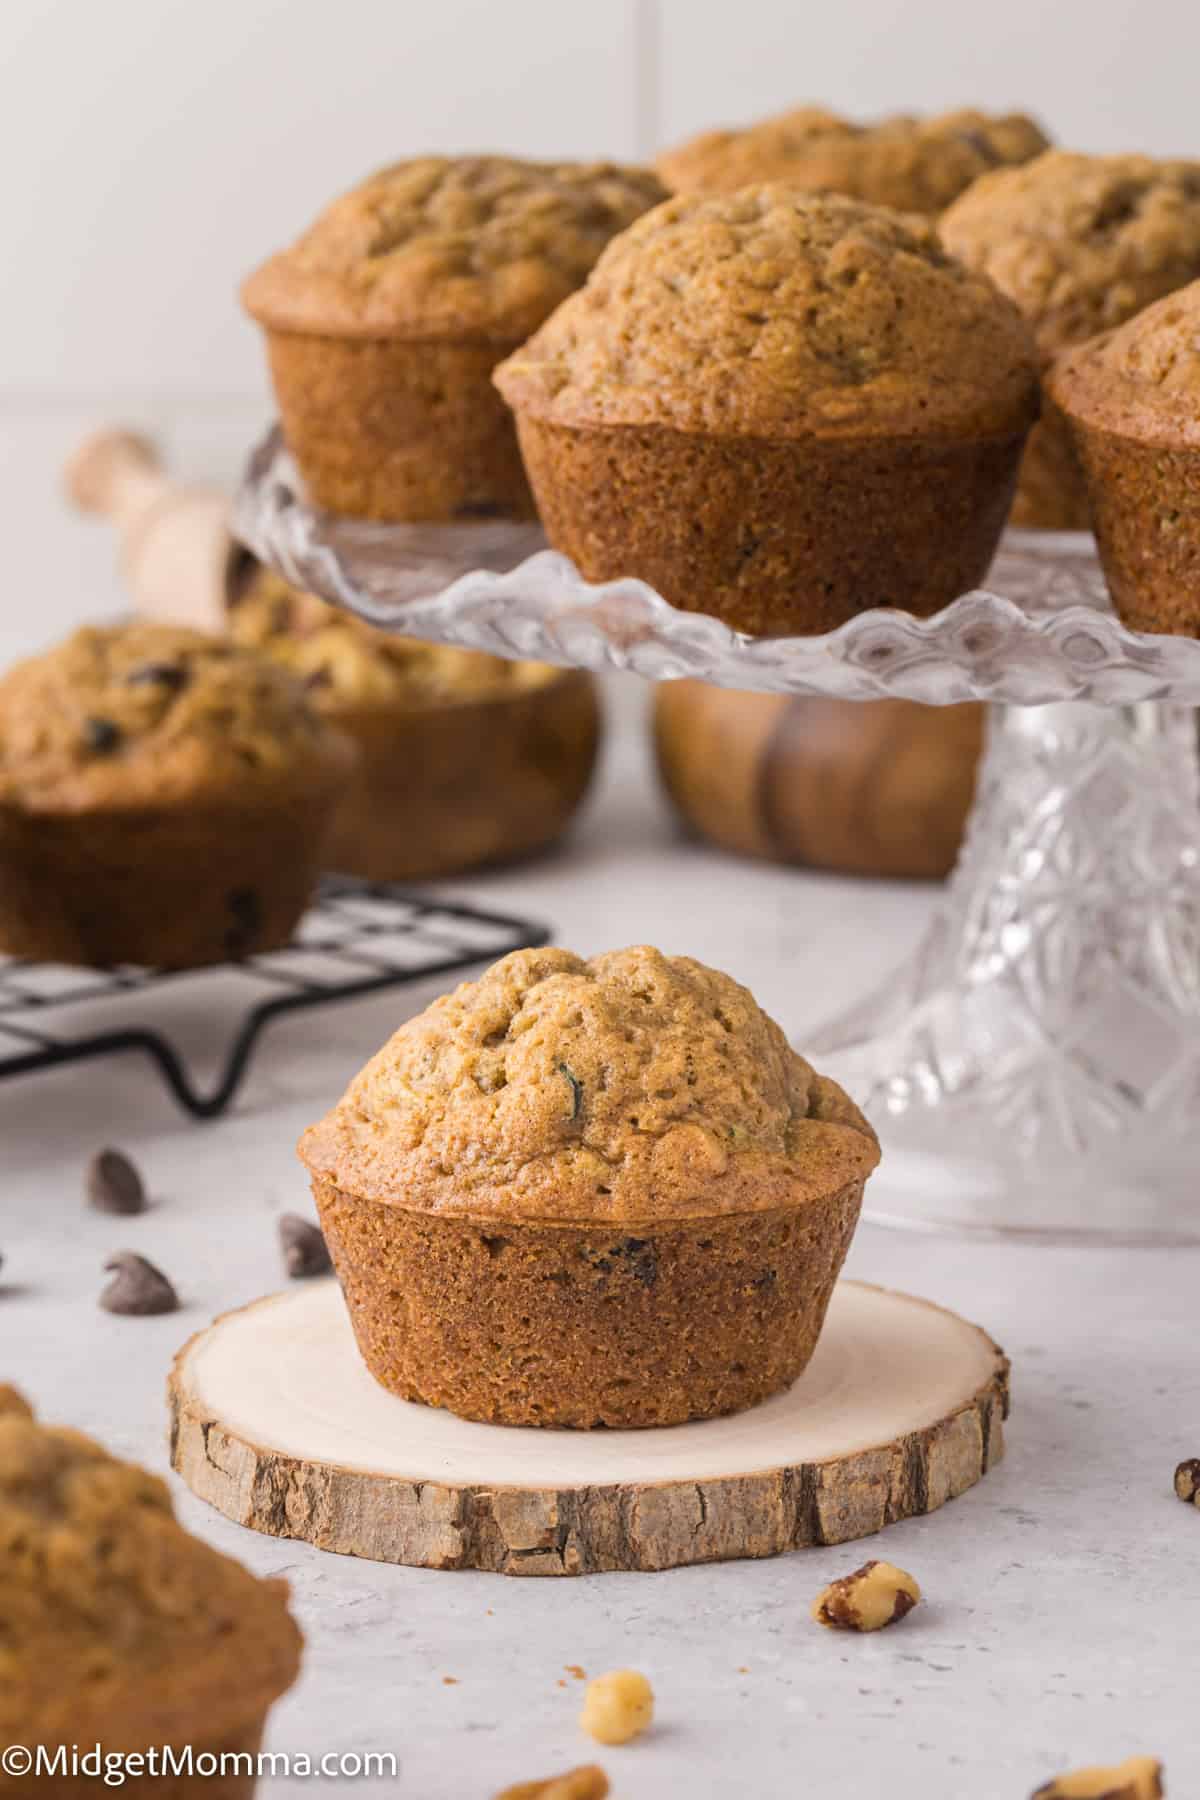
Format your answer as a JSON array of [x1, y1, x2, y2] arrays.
[[169, 1280, 1008, 1577]]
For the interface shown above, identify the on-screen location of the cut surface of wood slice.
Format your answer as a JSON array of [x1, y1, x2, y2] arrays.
[[169, 1280, 1008, 1576], [654, 684, 985, 880]]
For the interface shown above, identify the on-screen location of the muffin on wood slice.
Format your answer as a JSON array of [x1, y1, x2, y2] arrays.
[[229, 568, 600, 879], [657, 104, 1049, 213], [299, 945, 879, 1429], [0, 1392, 301, 1798], [494, 188, 1039, 637], [942, 150, 1200, 527], [0, 621, 353, 968], [654, 683, 984, 880], [241, 156, 665, 522], [1047, 280, 1200, 635]]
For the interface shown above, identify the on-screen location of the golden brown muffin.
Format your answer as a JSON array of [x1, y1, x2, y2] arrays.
[[229, 568, 600, 878], [0, 621, 353, 968], [657, 105, 1049, 213], [1046, 279, 1200, 634], [242, 156, 665, 521], [495, 187, 1039, 636], [0, 1393, 301, 1797], [941, 150, 1200, 526], [299, 945, 879, 1428]]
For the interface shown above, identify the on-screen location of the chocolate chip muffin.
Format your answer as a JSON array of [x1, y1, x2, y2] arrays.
[[494, 187, 1039, 636], [941, 151, 1200, 526], [299, 945, 879, 1429], [241, 156, 665, 521], [229, 568, 600, 879], [1047, 279, 1200, 634], [657, 105, 1049, 213], [0, 1390, 301, 1798], [0, 621, 353, 967]]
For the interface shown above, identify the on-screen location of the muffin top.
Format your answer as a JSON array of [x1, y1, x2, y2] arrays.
[[0, 1391, 301, 1744], [657, 105, 1049, 213], [299, 945, 879, 1224], [0, 621, 352, 812], [1047, 278, 1200, 446], [231, 568, 563, 712], [242, 155, 667, 342], [494, 187, 1040, 440], [941, 150, 1200, 358]]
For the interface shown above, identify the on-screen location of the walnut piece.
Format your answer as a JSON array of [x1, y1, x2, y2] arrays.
[[1031, 1754, 1164, 1798], [812, 1559, 921, 1631], [495, 1767, 608, 1800], [579, 1668, 654, 1745], [1173, 1458, 1200, 1503]]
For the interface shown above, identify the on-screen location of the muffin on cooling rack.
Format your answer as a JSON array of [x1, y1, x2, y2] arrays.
[[657, 104, 1049, 213], [0, 1388, 301, 1799], [299, 944, 880, 1429], [0, 621, 353, 968], [230, 568, 601, 879], [241, 155, 665, 522], [494, 187, 1039, 636], [1047, 278, 1200, 635], [941, 150, 1200, 527]]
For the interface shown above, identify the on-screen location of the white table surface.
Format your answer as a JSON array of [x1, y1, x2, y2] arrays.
[[3, 676, 1196, 1799]]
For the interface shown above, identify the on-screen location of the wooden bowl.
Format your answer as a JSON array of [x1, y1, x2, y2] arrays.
[[323, 668, 601, 881], [653, 682, 984, 881]]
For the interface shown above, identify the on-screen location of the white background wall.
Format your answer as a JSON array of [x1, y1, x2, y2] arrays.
[[3, 0, 1197, 655]]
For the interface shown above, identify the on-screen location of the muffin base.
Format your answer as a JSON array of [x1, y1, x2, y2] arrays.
[[312, 1177, 864, 1429], [1061, 419, 1200, 634], [326, 672, 600, 880], [265, 330, 536, 522], [512, 416, 1026, 636], [0, 788, 340, 969], [3, 1721, 264, 1798]]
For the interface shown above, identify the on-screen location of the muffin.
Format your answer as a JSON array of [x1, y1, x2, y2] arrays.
[[1046, 279, 1200, 634], [657, 105, 1049, 213], [0, 621, 353, 968], [241, 156, 666, 521], [229, 568, 601, 879], [941, 151, 1200, 526], [494, 188, 1040, 636], [0, 1389, 301, 1798], [299, 945, 880, 1429]]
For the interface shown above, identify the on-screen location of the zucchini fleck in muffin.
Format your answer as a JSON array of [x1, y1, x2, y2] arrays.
[[299, 945, 879, 1429], [0, 621, 353, 968], [0, 1390, 301, 1798], [941, 151, 1200, 527], [494, 187, 1040, 636], [241, 155, 666, 521], [657, 105, 1049, 213], [229, 568, 600, 880], [1047, 280, 1200, 635]]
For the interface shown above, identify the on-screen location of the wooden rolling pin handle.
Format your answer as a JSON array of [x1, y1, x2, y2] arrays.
[[63, 427, 169, 525]]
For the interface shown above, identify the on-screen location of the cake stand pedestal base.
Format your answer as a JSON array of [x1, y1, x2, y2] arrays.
[[168, 1280, 1008, 1577], [810, 698, 1200, 1243]]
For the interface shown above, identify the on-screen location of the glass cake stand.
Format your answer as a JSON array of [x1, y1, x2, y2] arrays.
[[236, 428, 1200, 1244]]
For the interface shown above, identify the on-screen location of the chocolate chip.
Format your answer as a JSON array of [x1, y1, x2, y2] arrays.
[[304, 666, 333, 691], [99, 1252, 179, 1316], [278, 1213, 332, 1279], [86, 1148, 146, 1216], [126, 661, 189, 693], [224, 887, 263, 958], [558, 1062, 583, 1121], [84, 716, 121, 754]]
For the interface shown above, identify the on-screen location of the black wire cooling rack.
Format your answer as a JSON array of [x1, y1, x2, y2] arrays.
[[0, 877, 549, 1119]]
